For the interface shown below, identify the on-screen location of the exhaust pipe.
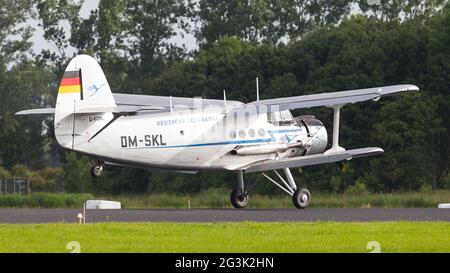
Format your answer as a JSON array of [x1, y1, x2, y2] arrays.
[[231, 142, 303, 156]]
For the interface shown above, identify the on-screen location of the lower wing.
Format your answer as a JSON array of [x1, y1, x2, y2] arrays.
[[243, 147, 383, 173]]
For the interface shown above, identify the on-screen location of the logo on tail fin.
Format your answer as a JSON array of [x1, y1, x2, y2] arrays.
[[87, 83, 106, 97]]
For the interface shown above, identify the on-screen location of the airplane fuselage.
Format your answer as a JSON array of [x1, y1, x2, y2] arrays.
[[67, 107, 327, 171]]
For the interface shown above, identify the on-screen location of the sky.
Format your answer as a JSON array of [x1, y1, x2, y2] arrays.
[[30, 0, 198, 57]]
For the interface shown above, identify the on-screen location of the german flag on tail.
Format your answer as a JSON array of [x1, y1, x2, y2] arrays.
[[58, 70, 83, 99]]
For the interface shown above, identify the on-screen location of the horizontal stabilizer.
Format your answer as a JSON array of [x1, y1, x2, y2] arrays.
[[243, 147, 384, 173], [15, 108, 55, 115]]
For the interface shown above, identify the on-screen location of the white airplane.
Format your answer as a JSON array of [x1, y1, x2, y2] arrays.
[[17, 55, 419, 209]]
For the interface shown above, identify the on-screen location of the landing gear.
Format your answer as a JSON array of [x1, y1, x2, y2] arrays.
[[261, 168, 312, 209], [292, 188, 311, 209], [230, 188, 249, 209], [90, 159, 104, 178], [90, 165, 103, 178], [230, 170, 257, 209]]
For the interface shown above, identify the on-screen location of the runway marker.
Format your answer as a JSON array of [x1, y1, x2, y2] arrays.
[[76, 213, 83, 224]]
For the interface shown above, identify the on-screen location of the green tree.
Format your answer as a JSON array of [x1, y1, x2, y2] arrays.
[[426, 2, 450, 183], [31, 166, 63, 192], [92, 166, 149, 195], [371, 95, 443, 191], [65, 0, 194, 94], [36, 0, 85, 72], [0, 167, 11, 178], [356, 0, 446, 22], [196, 0, 353, 47], [0, 0, 34, 66], [61, 152, 91, 193], [10, 164, 30, 178], [0, 61, 57, 168]]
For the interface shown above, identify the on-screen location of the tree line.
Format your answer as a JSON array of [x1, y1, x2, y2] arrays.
[[0, 0, 449, 194]]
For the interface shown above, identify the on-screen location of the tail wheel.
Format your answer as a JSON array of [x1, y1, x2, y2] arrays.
[[293, 188, 311, 209], [230, 188, 249, 209], [90, 165, 104, 179]]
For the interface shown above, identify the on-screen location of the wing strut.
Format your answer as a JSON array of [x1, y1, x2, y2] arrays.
[[262, 172, 294, 196], [261, 168, 298, 196], [283, 168, 297, 191], [260, 168, 312, 209], [325, 104, 346, 156]]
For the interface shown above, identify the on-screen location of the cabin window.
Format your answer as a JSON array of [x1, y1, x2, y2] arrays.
[[248, 129, 255, 137], [258, 128, 265, 137], [267, 110, 295, 126], [229, 131, 236, 139], [239, 130, 246, 138]]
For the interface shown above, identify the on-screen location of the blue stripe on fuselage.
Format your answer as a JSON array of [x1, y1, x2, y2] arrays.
[[126, 128, 301, 149]]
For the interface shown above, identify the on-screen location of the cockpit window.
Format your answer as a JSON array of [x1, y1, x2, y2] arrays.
[[306, 119, 323, 127], [267, 110, 295, 126]]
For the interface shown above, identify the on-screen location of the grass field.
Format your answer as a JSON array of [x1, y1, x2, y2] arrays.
[[1, 222, 450, 253], [99, 190, 450, 209], [0, 193, 94, 208], [1, 190, 450, 209]]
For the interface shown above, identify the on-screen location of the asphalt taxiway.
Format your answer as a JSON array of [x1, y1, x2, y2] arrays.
[[0, 208, 449, 224]]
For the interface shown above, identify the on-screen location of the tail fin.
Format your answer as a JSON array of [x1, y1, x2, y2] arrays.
[[55, 55, 116, 150], [56, 54, 116, 108]]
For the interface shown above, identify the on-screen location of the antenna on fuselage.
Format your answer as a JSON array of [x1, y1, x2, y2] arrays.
[[169, 96, 173, 113], [256, 77, 260, 103]]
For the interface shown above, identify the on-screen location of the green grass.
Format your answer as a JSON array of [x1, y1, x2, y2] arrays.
[[0, 193, 94, 208], [1, 190, 449, 209], [1, 222, 450, 253], [99, 189, 450, 209]]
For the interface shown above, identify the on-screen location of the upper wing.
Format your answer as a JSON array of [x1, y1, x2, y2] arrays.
[[247, 84, 419, 110], [243, 147, 383, 173], [113, 93, 244, 109], [16, 93, 243, 116], [17, 85, 416, 115]]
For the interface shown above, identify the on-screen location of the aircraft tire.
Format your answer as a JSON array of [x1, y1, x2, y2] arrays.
[[230, 188, 249, 209], [292, 188, 311, 209], [90, 165, 104, 179]]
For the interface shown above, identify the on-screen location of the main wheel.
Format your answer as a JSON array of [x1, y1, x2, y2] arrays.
[[292, 188, 311, 209], [90, 165, 104, 179], [230, 188, 249, 209]]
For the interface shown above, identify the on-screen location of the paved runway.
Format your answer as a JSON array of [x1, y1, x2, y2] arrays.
[[0, 208, 449, 223]]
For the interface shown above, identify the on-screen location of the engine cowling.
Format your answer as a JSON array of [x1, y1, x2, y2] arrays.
[[295, 115, 328, 155]]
